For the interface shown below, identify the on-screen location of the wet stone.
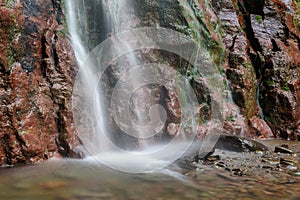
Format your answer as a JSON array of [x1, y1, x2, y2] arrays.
[[293, 172, 300, 176], [215, 161, 227, 168], [280, 158, 297, 166], [261, 158, 280, 165], [287, 165, 298, 171], [231, 168, 247, 176], [275, 145, 294, 154]]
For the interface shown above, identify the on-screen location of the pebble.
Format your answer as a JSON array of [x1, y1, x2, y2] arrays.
[[261, 158, 280, 165], [287, 165, 298, 171], [274, 146, 293, 154], [293, 172, 300, 176], [280, 158, 296, 166]]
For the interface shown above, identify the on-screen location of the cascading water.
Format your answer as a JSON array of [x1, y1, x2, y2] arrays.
[[67, 0, 224, 172], [102, 0, 154, 147], [225, 80, 246, 137], [66, 0, 111, 153]]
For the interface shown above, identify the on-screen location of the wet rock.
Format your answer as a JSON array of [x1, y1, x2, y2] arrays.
[[287, 165, 298, 171], [231, 168, 247, 176], [239, 0, 265, 15], [280, 158, 297, 165], [215, 135, 268, 152], [167, 123, 180, 137], [249, 116, 274, 138], [212, 0, 300, 140], [250, 0, 300, 140], [275, 145, 294, 154], [223, 102, 248, 136], [215, 161, 227, 168], [213, 0, 259, 137], [160, 84, 181, 124], [0, 0, 78, 166], [261, 158, 280, 165], [202, 155, 221, 164]]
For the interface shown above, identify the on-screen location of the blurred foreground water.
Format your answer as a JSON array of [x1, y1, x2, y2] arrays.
[[1, 139, 300, 200]]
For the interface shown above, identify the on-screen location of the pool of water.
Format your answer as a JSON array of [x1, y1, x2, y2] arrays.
[[1, 140, 300, 200], [0, 159, 201, 200]]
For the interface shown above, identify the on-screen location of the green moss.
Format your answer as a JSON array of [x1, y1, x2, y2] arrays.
[[227, 115, 234, 122], [18, 129, 31, 135], [255, 15, 263, 24], [242, 62, 251, 69], [281, 85, 290, 91], [58, 130, 68, 141], [293, 0, 300, 34], [243, 62, 258, 120], [6, 14, 24, 67], [56, 29, 67, 37], [266, 80, 275, 85], [4, 0, 17, 8]]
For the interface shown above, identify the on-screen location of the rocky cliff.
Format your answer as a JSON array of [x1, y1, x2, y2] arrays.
[[214, 0, 300, 140], [0, 0, 79, 166], [0, 0, 299, 166]]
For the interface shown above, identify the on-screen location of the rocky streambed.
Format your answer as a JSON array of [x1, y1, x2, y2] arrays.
[[179, 136, 300, 199]]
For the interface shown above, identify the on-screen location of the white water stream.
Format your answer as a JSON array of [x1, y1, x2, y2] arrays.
[[66, 0, 223, 172]]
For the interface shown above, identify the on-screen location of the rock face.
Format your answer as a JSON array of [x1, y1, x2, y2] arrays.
[[0, 0, 79, 166], [0, 0, 299, 166], [212, 0, 300, 139], [135, 0, 300, 141]]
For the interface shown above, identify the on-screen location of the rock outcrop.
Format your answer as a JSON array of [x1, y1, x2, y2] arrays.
[[212, 0, 300, 139], [0, 0, 79, 166]]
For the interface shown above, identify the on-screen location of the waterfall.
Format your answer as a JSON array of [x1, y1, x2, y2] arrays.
[[65, 0, 88, 65], [102, 0, 153, 147], [66, 0, 173, 172], [66, 0, 111, 153], [66, 0, 224, 172]]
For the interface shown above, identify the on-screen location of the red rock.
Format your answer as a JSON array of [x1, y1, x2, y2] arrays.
[[250, 116, 274, 138], [0, 0, 78, 166]]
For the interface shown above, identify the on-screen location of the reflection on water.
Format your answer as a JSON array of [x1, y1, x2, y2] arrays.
[[0, 159, 199, 200], [1, 157, 300, 200]]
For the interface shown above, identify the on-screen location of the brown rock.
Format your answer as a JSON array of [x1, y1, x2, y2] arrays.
[[167, 123, 179, 137], [0, 0, 79, 166], [250, 116, 274, 138]]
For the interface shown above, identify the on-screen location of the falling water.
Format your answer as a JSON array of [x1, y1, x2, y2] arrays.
[[66, 0, 111, 153], [66, 0, 224, 172], [66, 0, 182, 172], [225, 79, 246, 137], [102, 0, 153, 147], [256, 81, 265, 119]]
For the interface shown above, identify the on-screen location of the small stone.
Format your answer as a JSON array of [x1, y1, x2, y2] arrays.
[[261, 158, 280, 165], [274, 146, 293, 154], [216, 161, 226, 168], [280, 158, 296, 166], [293, 172, 300, 176], [287, 165, 297, 171], [206, 155, 220, 162], [231, 168, 246, 176]]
